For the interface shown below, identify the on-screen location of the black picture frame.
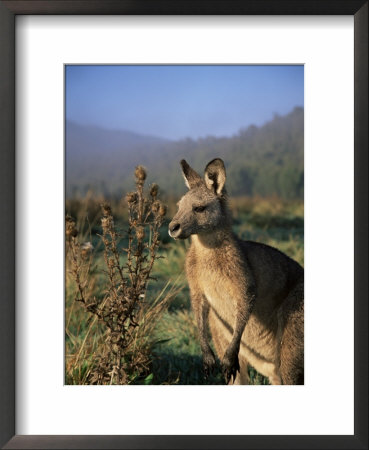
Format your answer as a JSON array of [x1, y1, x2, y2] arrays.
[[0, 1, 367, 449]]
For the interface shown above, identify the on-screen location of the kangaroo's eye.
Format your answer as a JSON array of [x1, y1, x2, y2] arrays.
[[194, 205, 206, 213]]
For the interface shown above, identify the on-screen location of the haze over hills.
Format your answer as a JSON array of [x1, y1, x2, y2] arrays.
[[66, 122, 171, 189], [66, 106, 303, 199]]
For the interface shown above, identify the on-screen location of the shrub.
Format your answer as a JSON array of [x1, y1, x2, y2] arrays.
[[66, 166, 174, 384]]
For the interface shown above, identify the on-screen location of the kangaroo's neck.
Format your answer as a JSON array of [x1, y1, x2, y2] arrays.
[[191, 226, 235, 250]]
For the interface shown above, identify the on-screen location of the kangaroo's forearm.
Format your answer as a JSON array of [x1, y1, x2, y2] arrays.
[[195, 296, 212, 354], [189, 287, 216, 377], [228, 288, 256, 353]]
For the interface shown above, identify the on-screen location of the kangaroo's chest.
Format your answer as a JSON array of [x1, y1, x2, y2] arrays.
[[197, 257, 237, 325]]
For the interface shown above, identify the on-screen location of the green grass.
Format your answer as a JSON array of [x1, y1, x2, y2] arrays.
[[65, 197, 303, 385]]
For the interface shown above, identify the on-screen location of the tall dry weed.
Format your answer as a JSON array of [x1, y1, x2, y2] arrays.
[[66, 166, 175, 384]]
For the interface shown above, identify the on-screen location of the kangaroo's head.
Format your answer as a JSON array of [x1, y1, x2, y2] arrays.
[[168, 158, 230, 240]]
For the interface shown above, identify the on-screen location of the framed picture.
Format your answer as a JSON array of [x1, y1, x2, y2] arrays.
[[0, 1, 367, 449]]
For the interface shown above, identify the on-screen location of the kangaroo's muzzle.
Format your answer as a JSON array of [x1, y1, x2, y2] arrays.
[[168, 221, 181, 239]]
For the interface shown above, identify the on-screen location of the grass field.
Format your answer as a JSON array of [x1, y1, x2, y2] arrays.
[[65, 195, 303, 385]]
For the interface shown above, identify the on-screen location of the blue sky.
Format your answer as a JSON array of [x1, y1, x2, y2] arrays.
[[65, 65, 304, 140]]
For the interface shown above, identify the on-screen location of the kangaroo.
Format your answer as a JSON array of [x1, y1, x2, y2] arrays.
[[168, 158, 304, 385]]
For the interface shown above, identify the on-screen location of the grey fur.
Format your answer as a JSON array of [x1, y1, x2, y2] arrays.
[[169, 159, 304, 385]]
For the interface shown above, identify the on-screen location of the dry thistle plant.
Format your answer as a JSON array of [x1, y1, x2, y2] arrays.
[[66, 166, 170, 384]]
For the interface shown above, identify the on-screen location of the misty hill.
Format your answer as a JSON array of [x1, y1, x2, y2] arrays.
[[66, 123, 171, 192], [66, 106, 303, 199]]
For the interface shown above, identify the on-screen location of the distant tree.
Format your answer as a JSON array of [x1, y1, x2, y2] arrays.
[[66, 107, 304, 200]]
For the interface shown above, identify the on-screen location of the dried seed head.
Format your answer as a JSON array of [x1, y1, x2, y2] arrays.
[[136, 226, 145, 240], [101, 216, 113, 233], [66, 227, 78, 238], [159, 203, 167, 217], [135, 165, 146, 182], [101, 202, 112, 217], [149, 183, 159, 198], [81, 241, 93, 259], [101, 217, 108, 229], [65, 215, 78, 237], [151, 200, 160, 213], [125, 191, 138, 204]]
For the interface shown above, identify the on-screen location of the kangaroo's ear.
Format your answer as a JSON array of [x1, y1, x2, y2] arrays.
[[180, 159, 202, 189], [204, 158, 226, 195]]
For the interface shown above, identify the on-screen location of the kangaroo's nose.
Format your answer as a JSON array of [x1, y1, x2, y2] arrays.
[[170, 223, 180, 233], [169, 222, 181, 238]]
